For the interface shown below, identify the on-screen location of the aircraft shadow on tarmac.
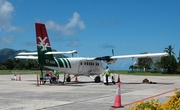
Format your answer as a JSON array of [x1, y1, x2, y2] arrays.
[[26, 80, 175, 86], [29, 80, 105, 87]]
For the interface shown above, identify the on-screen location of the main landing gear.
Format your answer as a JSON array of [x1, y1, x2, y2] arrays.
[[66, 76, 71, 82], [63, 73, 101, 83], [63, 74, 71, 83], [65, 75, 101, 83]]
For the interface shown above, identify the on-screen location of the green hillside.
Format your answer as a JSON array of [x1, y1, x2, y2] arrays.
[[0, 48, 30, 62]]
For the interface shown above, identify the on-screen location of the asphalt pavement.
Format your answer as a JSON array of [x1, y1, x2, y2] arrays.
[[0, 74, 179, 110]]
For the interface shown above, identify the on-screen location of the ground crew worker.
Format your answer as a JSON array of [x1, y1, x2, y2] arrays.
[[105, 66, 110, 85], [39, 71, 43, 85], [43, 73, 46, 84], [54, 70, 59, 80]]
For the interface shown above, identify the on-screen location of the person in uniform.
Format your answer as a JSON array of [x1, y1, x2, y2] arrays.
[[105, 66, 110, 85], [39, 71, 43, 85]]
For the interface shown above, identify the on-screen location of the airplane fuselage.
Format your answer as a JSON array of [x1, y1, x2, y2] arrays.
[[44, 57, 105, 76]]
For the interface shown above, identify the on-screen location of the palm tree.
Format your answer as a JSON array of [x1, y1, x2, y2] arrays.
[[164, 45, 175, 55]]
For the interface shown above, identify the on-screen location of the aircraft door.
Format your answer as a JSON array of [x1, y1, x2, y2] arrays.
[[78, 61, 84, 73]]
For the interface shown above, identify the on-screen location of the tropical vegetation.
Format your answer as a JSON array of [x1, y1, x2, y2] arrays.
[[129, 45, 179, 74]]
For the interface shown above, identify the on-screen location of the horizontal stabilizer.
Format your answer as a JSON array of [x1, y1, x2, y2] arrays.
[[17, 50, 77, 55], [45, 50, 77, 55], [15, 56, 38, 59], [18, 52, 37, 55]]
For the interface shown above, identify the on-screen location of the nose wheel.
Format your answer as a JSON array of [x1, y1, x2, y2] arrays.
[[94, 76, 101, 83]]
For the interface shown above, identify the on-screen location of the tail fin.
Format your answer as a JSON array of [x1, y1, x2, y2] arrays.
[[35, 23, 58, 67]]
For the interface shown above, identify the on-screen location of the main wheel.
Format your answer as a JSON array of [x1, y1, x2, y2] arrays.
[[43, 81, 46, 85], [94, 76, 101, 83], [66, 76, 71, 82]]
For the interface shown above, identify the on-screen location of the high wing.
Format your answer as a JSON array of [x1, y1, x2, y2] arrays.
[[17, 50, 77, 55], [110, 52, 168, 59], [86, 52, 169, 64]]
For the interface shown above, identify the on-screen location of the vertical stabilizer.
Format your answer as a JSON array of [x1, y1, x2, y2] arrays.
[[35, 23, 58, 67]]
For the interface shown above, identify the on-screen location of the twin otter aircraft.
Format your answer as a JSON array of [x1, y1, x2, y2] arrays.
[[15, 23, 168, 83]]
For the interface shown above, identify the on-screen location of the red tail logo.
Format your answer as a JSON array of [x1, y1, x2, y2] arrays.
[[35, 23, 51, 51]]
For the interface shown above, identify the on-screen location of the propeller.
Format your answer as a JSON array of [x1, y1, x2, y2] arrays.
[[112, 49, 114, 56]]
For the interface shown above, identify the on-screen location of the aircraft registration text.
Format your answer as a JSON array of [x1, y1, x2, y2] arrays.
[[46, 59, 56, 64]]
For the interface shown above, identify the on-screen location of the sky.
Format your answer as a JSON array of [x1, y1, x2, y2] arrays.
[[0, 0, 180, 70]]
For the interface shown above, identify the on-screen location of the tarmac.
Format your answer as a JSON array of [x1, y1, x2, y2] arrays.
[[0, 74, 180, 110]]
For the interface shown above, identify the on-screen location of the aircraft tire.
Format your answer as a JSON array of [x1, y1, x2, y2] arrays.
[[95, 76, 101, 83], [43, 81, 46, 85], [66, 77, 71, 82]]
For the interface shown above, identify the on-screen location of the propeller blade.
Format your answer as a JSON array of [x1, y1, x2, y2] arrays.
[[112, 49, 114, 56]]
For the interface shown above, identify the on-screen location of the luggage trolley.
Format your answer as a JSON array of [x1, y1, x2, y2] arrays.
[[103, 73, 116, 85]]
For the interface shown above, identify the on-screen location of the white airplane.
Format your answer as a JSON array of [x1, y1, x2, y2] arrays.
[[15, 23, 168, 83]]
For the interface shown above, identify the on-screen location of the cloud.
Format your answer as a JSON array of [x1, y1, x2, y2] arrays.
[[45, 12, 85, 36], [67, 41, 79, 47], [99, 43, 115, 49], [0, 0, 23, 32], [0, 36, 14, 45], [67, 38, 79, 47]]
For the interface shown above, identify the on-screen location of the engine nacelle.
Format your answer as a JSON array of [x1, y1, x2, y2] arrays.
[[103, 59, 116, 64]]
